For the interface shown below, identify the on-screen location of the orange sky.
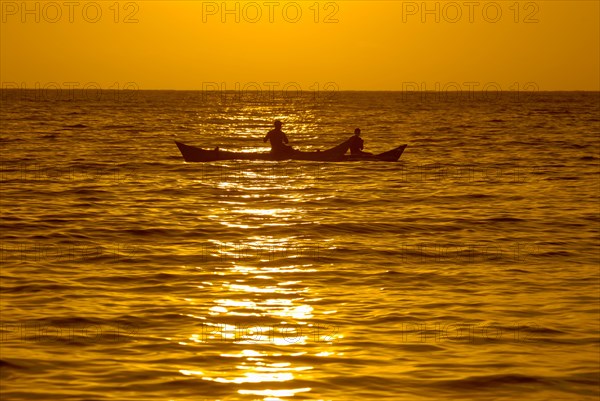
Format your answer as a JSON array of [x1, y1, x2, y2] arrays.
[[1, 1, 599, 91]]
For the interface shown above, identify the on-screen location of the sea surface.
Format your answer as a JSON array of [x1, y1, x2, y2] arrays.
[[1, 90, 599, 401]]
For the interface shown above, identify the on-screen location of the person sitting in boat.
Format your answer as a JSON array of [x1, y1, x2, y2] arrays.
[[348, 128, 372, 156], [264, 120, 293, 153]]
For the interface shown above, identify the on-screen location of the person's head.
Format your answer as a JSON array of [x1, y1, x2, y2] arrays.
[[354, 128, 361, 136], [274, 120, 282, 129]]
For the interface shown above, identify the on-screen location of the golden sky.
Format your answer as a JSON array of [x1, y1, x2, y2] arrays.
[[1, 1, 599, 90]]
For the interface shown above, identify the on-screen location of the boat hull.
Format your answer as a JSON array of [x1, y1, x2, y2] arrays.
[[174, 141, 406, 162]]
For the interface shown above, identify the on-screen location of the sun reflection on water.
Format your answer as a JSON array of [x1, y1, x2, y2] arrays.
[[175, 188, 339, 399], [175, 253, 341, 399]]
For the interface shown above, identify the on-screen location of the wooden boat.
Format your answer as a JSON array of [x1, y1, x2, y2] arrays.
[[174, 140, 406, 162]]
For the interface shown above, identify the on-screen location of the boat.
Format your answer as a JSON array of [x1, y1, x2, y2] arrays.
[[174, 140, 407, 162]]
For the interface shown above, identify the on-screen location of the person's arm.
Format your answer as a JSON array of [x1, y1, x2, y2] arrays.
[[360, 138, 364, 150], [283, 132, 289, 144], [263, 132, 270, 143]]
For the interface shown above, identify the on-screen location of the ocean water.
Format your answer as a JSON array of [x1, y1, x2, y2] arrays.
[[0, 90, 599, 401]]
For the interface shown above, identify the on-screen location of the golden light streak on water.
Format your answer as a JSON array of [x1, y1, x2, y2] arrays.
[[174, 223, 341, 400]]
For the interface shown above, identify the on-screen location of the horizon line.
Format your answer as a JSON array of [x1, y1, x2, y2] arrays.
[[1, 88, 599, 92]]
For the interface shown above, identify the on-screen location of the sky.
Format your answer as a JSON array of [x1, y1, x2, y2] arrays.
[[1, 1, 599, 91]]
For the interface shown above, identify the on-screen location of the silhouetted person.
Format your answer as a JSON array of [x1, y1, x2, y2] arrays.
[[348, 128, 372, 155], [264, 120, 293, 153]]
